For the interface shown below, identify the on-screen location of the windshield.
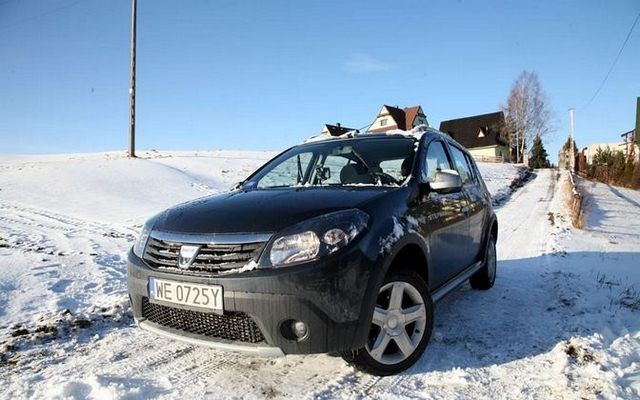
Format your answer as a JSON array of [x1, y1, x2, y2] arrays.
[[247, 138, 416, 189]]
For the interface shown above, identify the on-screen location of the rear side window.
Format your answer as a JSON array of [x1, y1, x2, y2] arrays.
[[464, 153, 479, 183], [449, 146, 473, 185], [424, 141, 453, 182]]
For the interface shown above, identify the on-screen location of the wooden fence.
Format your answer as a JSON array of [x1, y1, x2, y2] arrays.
[[473, 155, 504, 163]]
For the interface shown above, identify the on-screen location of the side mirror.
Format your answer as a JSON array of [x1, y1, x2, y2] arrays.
[[428, 169, 462, 194]]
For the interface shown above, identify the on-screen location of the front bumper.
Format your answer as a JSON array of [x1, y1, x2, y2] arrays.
[[127, 246, 378, 355], [137, 320, 285, 356]]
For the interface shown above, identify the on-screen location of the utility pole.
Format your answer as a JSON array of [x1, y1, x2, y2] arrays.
[[569, 108, 575, 171], [128, 0, 137, 158], [634, 97, 640, 146]]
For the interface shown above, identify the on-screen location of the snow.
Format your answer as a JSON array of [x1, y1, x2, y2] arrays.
[[216, 260, 259, 276], [1, 151, 638, 399], [304, 124, 430, 143], [0, 150, 274, 225], [476, 162, 527, 204]]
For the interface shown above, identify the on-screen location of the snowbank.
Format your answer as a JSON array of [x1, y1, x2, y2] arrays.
[[0, 150, 275, 226]]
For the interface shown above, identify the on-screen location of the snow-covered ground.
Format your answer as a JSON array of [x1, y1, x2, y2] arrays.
[[0, 152, 637, 399]]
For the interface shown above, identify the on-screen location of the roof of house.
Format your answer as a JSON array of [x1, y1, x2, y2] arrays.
[[403, 106, 423, 130], [620, 128, 635, 138], [439, 111, 507, 149], [323, 124, 356, 136], [384, 105, 408, 130], [370, 105, 424, 132]]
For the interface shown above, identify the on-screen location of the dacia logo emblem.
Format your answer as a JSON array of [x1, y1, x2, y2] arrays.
[[178, 245, 200, 269]]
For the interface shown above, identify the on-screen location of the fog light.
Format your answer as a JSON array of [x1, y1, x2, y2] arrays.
[[292, 321, 307, 339]]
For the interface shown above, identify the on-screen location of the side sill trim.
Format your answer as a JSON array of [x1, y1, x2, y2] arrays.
[[138, 320, 285, 357], [431, 261, 483, 303]]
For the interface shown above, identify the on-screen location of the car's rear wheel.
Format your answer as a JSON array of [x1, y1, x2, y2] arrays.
[[469, 233, 497, 290], [343, 269, 433, 376]]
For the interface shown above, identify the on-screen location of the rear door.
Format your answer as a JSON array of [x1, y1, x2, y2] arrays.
[[411, 139, 470, 288], [464, 153, 490, 262], [447, 144, 485, 265]]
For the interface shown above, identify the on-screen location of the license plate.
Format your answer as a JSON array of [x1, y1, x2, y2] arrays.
[[148, 277, 223, 313]]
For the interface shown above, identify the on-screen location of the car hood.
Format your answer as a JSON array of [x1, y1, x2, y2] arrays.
[[152, 187, 393, 234]]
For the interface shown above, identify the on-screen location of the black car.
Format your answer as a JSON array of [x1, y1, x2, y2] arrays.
[[127, 129, 498, 376]]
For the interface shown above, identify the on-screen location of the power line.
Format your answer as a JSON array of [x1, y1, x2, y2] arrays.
[[0, 0, 86, 33], [582, 10, 640, 110]]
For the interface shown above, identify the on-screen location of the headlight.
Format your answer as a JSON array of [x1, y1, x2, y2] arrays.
[[133, 219, 154, 258], [267, 209, 369, 267], [270, 231, 320, 265]]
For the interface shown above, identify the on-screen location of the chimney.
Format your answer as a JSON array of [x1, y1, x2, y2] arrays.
[[336, 123, 341, 128]]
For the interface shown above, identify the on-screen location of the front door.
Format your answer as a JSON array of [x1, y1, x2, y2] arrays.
[[448, 145, 487, 263], [411, 140, 470, 289]]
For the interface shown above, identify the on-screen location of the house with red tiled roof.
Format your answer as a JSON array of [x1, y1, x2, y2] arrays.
[[368, 105, 428, 133]]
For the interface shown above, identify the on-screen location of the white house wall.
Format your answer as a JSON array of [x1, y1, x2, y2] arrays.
[[369, 106, 397, 131]]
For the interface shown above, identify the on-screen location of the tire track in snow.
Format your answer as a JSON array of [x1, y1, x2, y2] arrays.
[[0, 201, 133, 325], [0, 202, 136, 240]]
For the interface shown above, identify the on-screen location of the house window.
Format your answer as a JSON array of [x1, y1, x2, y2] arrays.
[[380, 118, 387, 126]]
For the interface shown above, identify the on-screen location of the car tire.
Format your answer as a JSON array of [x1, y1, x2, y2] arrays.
[[469, 234, 497, 290], [343, 269, 434, 376]]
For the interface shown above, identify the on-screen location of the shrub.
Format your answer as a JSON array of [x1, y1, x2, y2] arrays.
[[586, 145, 639, 188]]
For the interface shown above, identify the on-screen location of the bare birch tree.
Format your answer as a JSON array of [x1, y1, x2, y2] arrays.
[[502, 71, 554, 163]]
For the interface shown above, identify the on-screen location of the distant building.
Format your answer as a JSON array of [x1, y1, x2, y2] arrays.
[[621, 129, 639, 162], [439, 112, 511, 163], [368, 105, 428, 133], [584, 142, 626, 164], [320, 123, 356, 137]]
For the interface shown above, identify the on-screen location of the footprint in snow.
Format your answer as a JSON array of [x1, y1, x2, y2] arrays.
[[50, 279, 73, 293]]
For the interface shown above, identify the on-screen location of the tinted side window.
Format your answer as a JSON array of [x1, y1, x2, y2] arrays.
[[464, 153, 480, 183], [424, 141, 452, 182], [449, 146, 473, 185]]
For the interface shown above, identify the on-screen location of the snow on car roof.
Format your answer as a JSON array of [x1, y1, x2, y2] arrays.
[[303, 124, 436, 144]]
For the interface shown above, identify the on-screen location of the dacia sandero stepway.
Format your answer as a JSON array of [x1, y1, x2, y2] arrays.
[[127, 128, 497, 375]]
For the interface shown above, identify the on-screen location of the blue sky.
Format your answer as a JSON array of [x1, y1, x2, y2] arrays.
[[0, 0, 639, 162]]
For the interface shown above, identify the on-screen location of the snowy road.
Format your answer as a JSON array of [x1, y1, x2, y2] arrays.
[[1, 157, 638, 399]]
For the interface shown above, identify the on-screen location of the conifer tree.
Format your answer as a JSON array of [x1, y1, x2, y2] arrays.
[[529, 135, 550, 168]]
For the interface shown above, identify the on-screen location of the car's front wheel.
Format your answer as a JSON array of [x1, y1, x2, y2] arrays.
[[343, 269, 433, 376]]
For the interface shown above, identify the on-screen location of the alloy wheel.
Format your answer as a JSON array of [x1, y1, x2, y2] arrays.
[[365, 281, 427, 365]]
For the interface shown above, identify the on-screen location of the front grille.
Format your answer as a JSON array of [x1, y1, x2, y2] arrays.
[[142, 297, 265, 343], [143, 236, 265, 275]]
